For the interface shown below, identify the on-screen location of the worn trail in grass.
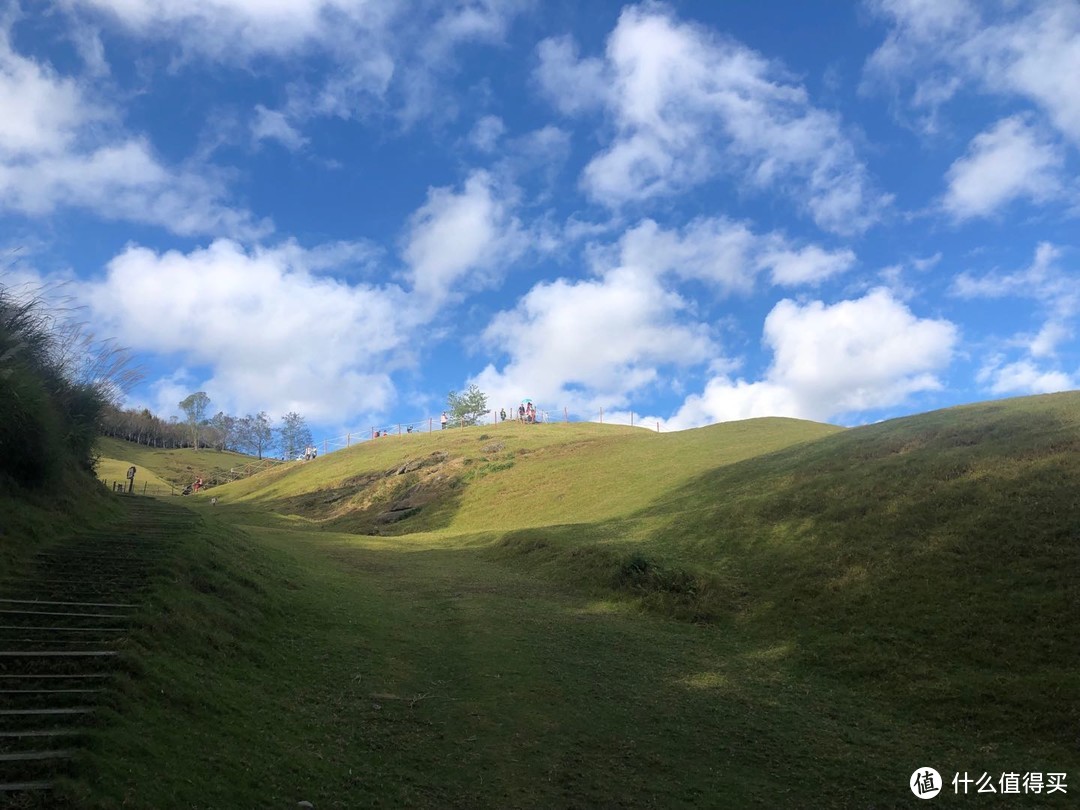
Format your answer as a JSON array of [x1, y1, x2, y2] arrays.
[[77, 518, 1066, 809]]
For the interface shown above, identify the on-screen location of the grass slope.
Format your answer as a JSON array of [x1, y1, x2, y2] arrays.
[[212, 417, 840, 534], [95, 437, 262, 492], [41, 393, 1080, 807]]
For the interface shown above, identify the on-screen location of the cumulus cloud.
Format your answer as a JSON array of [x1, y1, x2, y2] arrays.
[[471, 265, 714, 412], [469, 217, 858, 415], [536, 3, 887, 233], [865, 0, 1080, 144], [976, 357, 1075, 396], [81, 239, 414, 421], [943, 116, 1064, 219], [0, 25, 264, 237], [759, 243, 857, 286], [401, 170, 526, 304], [659, 289, 958, 427], [613, 217, 857, 291]]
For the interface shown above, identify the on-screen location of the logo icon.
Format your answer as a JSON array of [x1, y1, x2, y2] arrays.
[[911, 768, 943, 799]]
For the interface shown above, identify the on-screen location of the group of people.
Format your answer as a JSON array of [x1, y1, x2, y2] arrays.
[[374, 426, 415, 437], [301, 445, 318, 461], [496, 403, 538, 424]]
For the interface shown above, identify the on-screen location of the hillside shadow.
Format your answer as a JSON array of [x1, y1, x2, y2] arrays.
[[490, 398, 1080, 753]]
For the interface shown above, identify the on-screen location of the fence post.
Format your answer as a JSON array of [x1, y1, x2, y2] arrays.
[[631, 411, 634, 427], [599, 407, 603, 424], [429, 418, 432, 433], [398, 424, 401, 436], [564, 406, 568, 423], [656, 421, 660, 433], [347, 433, 351, 447], [323, 440, 328, 455]]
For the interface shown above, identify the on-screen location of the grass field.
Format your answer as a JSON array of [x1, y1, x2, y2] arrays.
[[95, 437, 270, 494], [38, 392, 1080, 807]]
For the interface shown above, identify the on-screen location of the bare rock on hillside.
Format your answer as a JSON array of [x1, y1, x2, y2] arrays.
[[394, 450, 449, 476], [482, 442, 505, 454]]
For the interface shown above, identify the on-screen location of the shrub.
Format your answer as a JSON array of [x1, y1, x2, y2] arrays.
[[0, 281, 133, 487]]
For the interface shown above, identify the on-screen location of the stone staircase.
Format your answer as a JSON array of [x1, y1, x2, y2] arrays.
[[0, 498, 192, 802]]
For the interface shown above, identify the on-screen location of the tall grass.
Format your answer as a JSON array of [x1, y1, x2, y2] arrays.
[[0, 280, 137, 488]]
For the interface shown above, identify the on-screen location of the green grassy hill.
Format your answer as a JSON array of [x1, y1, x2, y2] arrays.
[[212, 416, 840, 534], [18, 392, 1078, 807], [95, 436, 268, 493]]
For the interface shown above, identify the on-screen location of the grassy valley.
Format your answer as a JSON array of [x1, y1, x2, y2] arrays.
[[9, 391, 1077, 807]]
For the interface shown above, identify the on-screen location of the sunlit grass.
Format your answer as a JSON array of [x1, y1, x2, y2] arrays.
[[51, 392, 1080, 806]]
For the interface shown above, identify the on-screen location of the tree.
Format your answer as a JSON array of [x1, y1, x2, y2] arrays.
[[447, 384, 488, 427], [238, 411, 275, 460], [178, 391, 211, 450], [279, 412, 313, 460], [209, 411, 238, 451]]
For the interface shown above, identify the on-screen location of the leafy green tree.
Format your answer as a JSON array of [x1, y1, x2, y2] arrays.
[[447, 384, 489, 427], [280, 411, 313, 460], [238, 411, 275, 460], [178, 391, 211, 449]]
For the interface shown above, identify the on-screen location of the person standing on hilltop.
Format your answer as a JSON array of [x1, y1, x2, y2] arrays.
[[441, 412, 448, 430]]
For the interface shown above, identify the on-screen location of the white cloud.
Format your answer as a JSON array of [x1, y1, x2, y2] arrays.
[[659, 289, 958, 427], [943, 116, 1064, 219], [976, 357, 1075, 395], [0, 26, 264, 237], [1028, 321, 1073, 359], [252, 105, 309, 150], [66, 0, 393, 59], [0, 28, 95, 157], [952, 243, 1078, 337], [611, 217, 857, 292], [759, 243, 857, 286], [67, 0, 530, 126], [534, 35, 609, 115], [472, 264, 715, 413], [614, 218, 760, 294], [865, 0, 1080, 144], [536, 3, 887, 233], [953, 242, 1078, 391], [469, 216, 860, 416], [0, 139, 267, 237], [467, 115, 505, 152], [401, 170, 526, 303], [82, 239, 414, 421]]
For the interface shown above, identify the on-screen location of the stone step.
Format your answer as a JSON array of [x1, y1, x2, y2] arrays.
[[0, 639, 118, 647], [0, 749, 73, 762], [0, 708, 95, 717], [0, 652, 118, 658], [0, 674, 111, 680], [0, 599, 137, 610], [0, 780, 54, 792], [0, 626, 126, 633], [0, 610, 131, 620], [0, 729, 85, 739], [0, 689, 103, 695]]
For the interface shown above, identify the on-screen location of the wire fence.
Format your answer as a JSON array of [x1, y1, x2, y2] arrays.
[[307, 405, 662, 457]]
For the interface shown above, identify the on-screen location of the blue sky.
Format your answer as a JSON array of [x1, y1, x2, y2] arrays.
[[3, 0, 1078, 441]]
